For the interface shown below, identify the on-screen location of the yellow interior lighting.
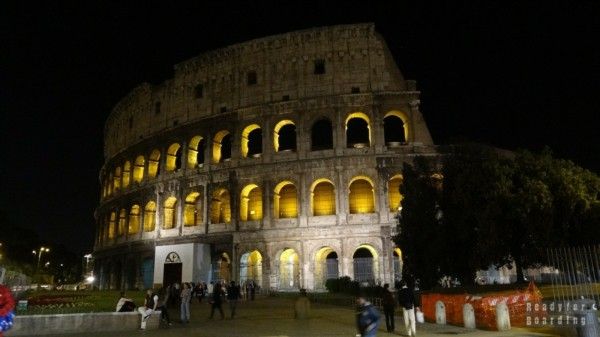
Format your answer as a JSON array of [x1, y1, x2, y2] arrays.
[[128, 205, 140, 234], [113, 167, 121, 191], [311, 178, 336, 216], [133, 155, 145, 183], [143, 201, 156, 232], [241, 124, 261, 158], [240, 184, 263, 221], [274, 181, 298, 218], [148, 149, 161, 178], [166, 143, 181, 172], [273, 120, 295, 152], [210, 188, 231, 224], [118, 209, 127, 236], [388, 174, 404, 212], [384, 110, 410, 143], [187, 135, 203, 168], [122, 161, 131, 188], [163, 196, 177, 229], [349, 176, 375, 214], [184, 192, 202, 226], [108, 212, 116, 239], [212, 130, 230, 163]]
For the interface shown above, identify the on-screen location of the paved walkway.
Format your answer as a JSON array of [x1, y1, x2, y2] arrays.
[[44, 296, 560, 337]]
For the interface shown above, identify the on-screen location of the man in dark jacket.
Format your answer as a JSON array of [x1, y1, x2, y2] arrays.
[[356, 294, 380, 337], [226, 281, 241, 318], [381, 284, 396, 332], [398, 281, 417, 336]]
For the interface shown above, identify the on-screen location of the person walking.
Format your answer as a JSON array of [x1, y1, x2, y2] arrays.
[[180, 282, 192, 323], [137, 289, 158, 330], [381, 284, 396, 332], [355, 293, 380, 337], [226, 281, 241, 318], [398, 280, 417, 337], [156, 287, 172, 326], [209, 282, 225, 319]]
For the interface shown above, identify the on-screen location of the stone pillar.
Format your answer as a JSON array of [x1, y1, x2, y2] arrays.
[[336, 167, 346, 225], [262, 179, 271, 228]]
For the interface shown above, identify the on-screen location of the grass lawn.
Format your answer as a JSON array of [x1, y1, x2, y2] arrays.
[[17, 290, 148, 315]]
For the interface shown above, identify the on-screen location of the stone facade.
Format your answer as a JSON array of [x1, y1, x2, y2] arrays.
[[94, 23, 438, 291]]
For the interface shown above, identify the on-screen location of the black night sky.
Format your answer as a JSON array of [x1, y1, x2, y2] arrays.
[[2, 2, 599, 255]]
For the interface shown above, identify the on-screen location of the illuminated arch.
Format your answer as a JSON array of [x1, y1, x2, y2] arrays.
[[311, 117, 333, 151], [212, 130, 231, 163], [311, 178, 336, 216], [184, 192, 202, 226], [163, 196, 177, 229], [240, 250, 263, 285], [187, 135, 205, 168], [315, 247, 339, 289], [108, 211, 116, 239], [128, 205, 140, 234], [345, 112, 371, 148], [384, 110, 409, 144], [241, 124, 262, 158], [148, 149, 161, 178], [240, 184, 262, 221], [113, 167, 121, 192], [274, 181, 297, 219], [118, 209, 127, 236], [388, 174, 404, 212], [165, 143, 182, 172], [349, 176, 375, 214], [210, 188, 231, 224], [393, 247, 403, 283], [353, 244, 379, 283], [133, 155, 145, 183], [122, 161, 131, 188], [273, 120, 296, 152], [279, 248, 300, 289], [143, 201, 156, 232]]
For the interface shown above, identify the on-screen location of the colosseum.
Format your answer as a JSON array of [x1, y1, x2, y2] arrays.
[[93, 23, 437, 291]]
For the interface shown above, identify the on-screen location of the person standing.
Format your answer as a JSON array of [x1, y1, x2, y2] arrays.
[[226, 281, 241, 318], [381, 284, 396, 332], [355, 293, 380, 337], [137, 289, 158, 330], [398, 280, 417, 337], [156, 287, 172, 326], [209, 282, 225, 319], [180, 282, 192, 323]]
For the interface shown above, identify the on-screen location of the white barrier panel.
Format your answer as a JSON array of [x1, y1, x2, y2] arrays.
[[495, 302, 511, 331], [463, 303, 475, 329], [435, 300, 446, 325]]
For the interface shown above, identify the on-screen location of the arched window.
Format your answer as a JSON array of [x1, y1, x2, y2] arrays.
[[311, 179, 336, 216], [108, 211, 116, 239], [353, 245, 378, 282], [148, 149, 161, 178], [239, 250, 262, 286], [166, 143, 182, 172], [133, 155, 145, 183], [184, 192, 202, 226], [212, 130, 232, 163], [210, 188, 231, 224], [143, 201, 156, 232], [279, 248, 300, 290], [393, 248, 403, 283], [163, 197, 177, 229], [315, 247, 339, 289], [240, 184, 262, 221], [118, 209, 127, 236], [274, 120, 296, 152], [311, 118, 333, 151], [274, 181, 298, 218], [241, 124, 262, 158], [187, 136, 205, 168], [345, 112, 371, 148], [349, 177, 375, 214], [388, 175, 404, 212], [384, 111, 409, 145], [113, 167, 121, 192], [128, 205, 140, 234], [122, 161, 131, 188]]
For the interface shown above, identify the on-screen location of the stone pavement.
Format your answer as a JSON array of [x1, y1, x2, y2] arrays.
[[43, 296, 561, 337]]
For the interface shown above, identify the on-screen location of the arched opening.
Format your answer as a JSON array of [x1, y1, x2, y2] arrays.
[[166, 143, 182, 172], [107, 173, 113, 195], [279, 248, 300, 290], [345, 112, 371, 148], [163, 196, 177, 229], [393, 248, 403, 284], [128, 205, 140, 235], [241, 124, 262, 158], [210, 188, 231, 224], [240, 184, 263, 221], [388, 175, 404, 212], [212, 130, 232, 163], [274, 181, 298, 219], [274, 120, 296, 152], [187, 135, 205, 168], [212, 252, 231, 282], [311, 118, 333, 151], [122, 161, 131, 188], [353, 245, 378, 283], [143, 201, 156, 232], [113, 167, 121, 192], [184, 192, 202, 226], [148, 149, 161, 178], [349, 177, 375, 214], [311, 179, 336, 216], [118, 209, 127, 236], [108, 212, 116, 239], [315, 247, 339, 289], [239, 250, 262, 286], [384, 111, 409, 145], [133, 155, 145, 183]]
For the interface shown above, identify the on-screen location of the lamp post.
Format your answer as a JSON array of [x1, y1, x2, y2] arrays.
[[33, 247, 50, 270]]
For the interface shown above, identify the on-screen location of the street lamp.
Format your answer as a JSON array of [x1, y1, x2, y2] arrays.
[[33, 247, 50, 270]]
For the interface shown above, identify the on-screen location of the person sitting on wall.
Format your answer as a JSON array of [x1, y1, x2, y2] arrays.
[[137, 289, 158, 330], [116, 292, 135, 312]]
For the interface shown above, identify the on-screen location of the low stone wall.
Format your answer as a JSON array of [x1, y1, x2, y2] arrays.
[[5, 311, 161, 336]]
